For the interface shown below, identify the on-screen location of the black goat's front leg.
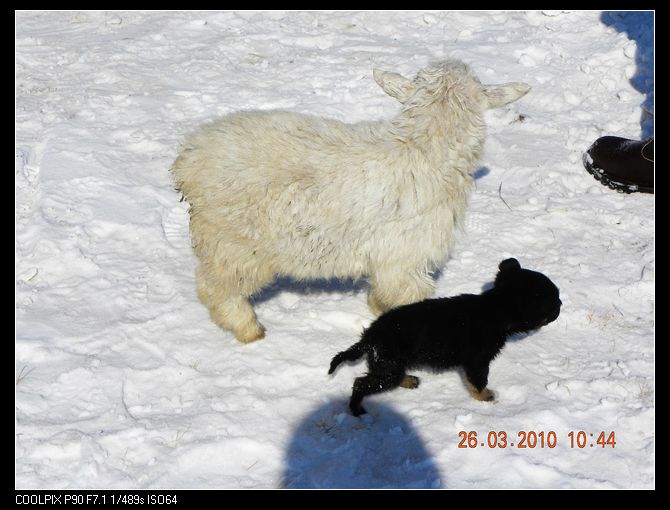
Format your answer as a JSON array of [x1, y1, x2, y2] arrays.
[[464, 362, 495, 402]]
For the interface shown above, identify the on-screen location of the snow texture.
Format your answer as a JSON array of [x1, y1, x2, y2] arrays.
[[16, 10, 654, 489]]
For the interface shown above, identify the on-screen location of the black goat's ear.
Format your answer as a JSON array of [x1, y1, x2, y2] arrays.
[[499, 258, 521, 272]]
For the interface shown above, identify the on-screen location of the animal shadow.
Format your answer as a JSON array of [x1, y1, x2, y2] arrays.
[[252, 277, 367, 305]]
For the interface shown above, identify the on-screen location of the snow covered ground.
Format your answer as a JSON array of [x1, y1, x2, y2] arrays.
[[15, 10, 654, 489]]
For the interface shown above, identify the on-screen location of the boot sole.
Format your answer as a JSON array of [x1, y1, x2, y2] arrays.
[[583, 153, 653, 194]]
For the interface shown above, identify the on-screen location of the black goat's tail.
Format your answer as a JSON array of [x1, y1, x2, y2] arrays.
[[328, 341, 367, 375]]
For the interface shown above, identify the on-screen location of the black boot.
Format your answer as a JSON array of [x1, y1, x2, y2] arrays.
[[583, 136, 654, 194]]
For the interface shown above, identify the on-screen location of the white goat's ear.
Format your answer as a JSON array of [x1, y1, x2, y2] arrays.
[[483, 82, 531, 109], [373, 69, 415, 103]]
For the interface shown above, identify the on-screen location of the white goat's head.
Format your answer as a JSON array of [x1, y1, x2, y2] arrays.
[[373, 59, 530, 110]]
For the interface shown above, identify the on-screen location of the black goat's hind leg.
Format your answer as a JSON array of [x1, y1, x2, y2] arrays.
[[399, 375, 420, 389], [349, 370, 405, 417]]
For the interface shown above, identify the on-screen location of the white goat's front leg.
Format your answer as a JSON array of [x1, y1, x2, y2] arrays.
[[196, 264, 267, 343], [367, 268, 435, 315]]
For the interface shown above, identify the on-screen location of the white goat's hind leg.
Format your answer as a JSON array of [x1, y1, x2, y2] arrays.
[[217, 296, 266, 344], [196, 264, 267, 343], [368, 269, 435, 314]]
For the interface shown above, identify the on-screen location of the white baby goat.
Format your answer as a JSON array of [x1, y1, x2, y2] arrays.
[[171, 59, 530, 343]]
